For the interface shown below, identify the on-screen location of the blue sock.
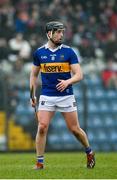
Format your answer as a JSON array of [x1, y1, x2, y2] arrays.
[[85, 147, 92, 154], [37, 155, 44, 164]]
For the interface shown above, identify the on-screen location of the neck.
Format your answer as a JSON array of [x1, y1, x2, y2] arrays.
[[48, 40, 59, 49]]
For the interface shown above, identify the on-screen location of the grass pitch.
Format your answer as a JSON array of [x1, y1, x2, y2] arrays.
[[0, 152, 116, 179]]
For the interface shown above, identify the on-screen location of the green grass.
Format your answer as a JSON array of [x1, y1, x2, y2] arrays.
[[0, 152, 117, 179]]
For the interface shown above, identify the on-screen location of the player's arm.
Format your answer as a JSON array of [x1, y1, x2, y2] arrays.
[[30, 65, 40, 107], [67, 63, 83, 84], [56, 63, 83, 92]]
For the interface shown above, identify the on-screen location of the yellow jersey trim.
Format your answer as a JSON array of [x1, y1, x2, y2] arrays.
[[41, 62, 70, 73]]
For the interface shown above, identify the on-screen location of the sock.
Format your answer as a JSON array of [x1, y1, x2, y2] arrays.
[[37, 155, 44, 164], [85, 147, 92, 154]]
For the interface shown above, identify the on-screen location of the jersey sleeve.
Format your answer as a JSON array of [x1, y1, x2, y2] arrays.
[[33, 50, 40, 66], [69, 48, 79, 64]]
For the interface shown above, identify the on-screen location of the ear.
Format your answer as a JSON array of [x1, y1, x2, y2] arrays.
[[47, 31, 53, 39], [48, 31, 50, 35], [47, 31, 51, 39]]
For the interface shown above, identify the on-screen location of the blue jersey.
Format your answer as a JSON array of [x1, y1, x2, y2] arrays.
[[33, 44, 79, 96]]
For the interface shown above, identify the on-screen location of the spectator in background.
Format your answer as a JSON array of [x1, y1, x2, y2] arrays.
[[0, 38, 9, 61], [15, 0, 29, 12], [28, 3, 40, 34], [0, 0, 15, 39], [72, 24, 86, 46], [29, 34, 43, 53], [15, 11, 29, 33], [86, 15, 98, 38], [64, 21, 73, 45], [8, 57, 29, 88], [8, 33, 31, 61], [6, 56, 29, 117], [101, 60, 117, 89], [109, 7, 117, 31], [74, 3, 87, 23], [104, 32, 117, 63]]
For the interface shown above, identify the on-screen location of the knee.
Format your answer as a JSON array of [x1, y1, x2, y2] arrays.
[[69, 126, 80, 136], [39, 123, 48, 135]]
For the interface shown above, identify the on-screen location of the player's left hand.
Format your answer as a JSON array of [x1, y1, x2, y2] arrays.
[[56, 79, 69, 92]]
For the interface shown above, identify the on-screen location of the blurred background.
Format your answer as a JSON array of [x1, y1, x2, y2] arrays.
[[0, 0, 117, 152]]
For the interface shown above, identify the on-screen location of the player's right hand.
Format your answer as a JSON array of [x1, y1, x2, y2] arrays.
[[30, 97, 37, 108]]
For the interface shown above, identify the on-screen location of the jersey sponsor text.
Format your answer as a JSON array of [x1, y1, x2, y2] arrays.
[[41, 62, 70, 73]]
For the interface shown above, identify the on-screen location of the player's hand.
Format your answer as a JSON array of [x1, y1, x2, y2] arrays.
[[56, 79, 69, 92], [30, 96, 37, 108]]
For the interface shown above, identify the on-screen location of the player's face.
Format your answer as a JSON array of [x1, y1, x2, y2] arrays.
[[53, 29, 64, 41], [50, 29, 65, 45]]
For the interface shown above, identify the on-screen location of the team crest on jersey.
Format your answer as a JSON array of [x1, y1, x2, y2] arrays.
[[50, 54, 56, 61], [60, 54, 64, 60], [41, 101, 45, 105]]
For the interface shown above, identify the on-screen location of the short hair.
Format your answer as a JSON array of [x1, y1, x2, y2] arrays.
[[45, 21, 65, 33]]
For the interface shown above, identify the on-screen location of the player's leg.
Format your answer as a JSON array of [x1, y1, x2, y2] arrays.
[[62, 111, 95, 168], [62, 111, 89, 147], [34, 110, 55, 169]]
